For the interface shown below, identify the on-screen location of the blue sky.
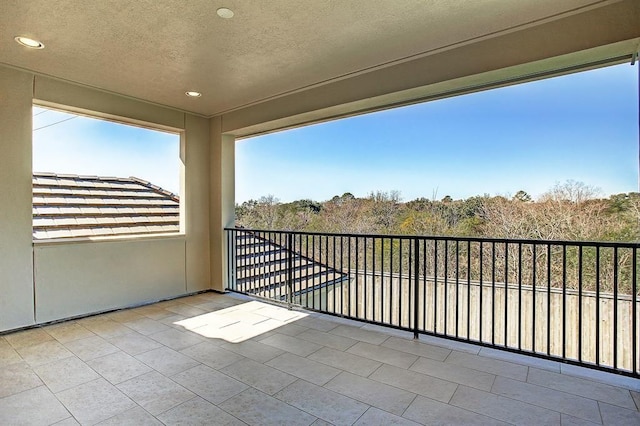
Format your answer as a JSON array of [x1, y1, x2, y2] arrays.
[[237, 63, 639, 203], [33, 63, 638, 203], [33, 109, 181, 194]]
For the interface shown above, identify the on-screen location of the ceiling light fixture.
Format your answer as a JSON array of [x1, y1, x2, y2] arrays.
[[216, 7, 234, 19], [185, 91, 202, 98], [15, 36, 44, 49]]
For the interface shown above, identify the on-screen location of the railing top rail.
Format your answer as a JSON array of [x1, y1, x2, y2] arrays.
[[225, 227, 640, 248]]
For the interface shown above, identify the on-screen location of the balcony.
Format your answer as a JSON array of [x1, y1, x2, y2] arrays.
[[1, 291, 639, 425]]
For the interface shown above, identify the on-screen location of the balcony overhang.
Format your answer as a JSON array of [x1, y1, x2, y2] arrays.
[[222, 0, 640, 137]]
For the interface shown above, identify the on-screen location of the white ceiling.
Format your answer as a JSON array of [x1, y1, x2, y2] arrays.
[[0, 1, 616, 117]]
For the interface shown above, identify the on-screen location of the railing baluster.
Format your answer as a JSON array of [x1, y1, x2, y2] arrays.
[[547, 244, 551, 357], [505, 242, 509, 348], [479, 242, 483, 343], [562, 244, 567, 360], [532, 244, 537, 353], [467, 240, 471, 341], [492, 241, 496, 346], [456, 241, 459, 339], [596, 246, 600, 366], [518, 242, 522, 351], [434, 240, 438, 334], [287, 233, 293, 309], [633, 247, 637, 375], [578, 245, 583, 363], [414, 237, 420, 339], [613, 246, 618, 370], [444, 240, 448, 336]]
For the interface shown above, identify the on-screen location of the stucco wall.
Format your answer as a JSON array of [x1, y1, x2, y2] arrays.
[[0, 65, 217, 332], [0, 67, 36, 330], [33, 237, 187, 323]]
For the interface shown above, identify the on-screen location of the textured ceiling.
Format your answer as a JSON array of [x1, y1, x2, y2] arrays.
[[0, 0, 613, 116]]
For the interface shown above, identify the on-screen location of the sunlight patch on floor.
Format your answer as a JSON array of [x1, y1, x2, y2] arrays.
[[174, 300, 308, 343]]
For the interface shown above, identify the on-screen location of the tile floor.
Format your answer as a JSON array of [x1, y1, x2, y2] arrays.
[[1, 292, 639, 425]]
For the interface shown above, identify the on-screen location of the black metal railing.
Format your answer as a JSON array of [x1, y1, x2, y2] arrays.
[[225, 227, 640, 377]]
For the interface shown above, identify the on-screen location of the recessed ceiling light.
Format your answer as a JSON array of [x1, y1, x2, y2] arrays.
[[216, 7, 234, 19], [185, 91, 202, 98], [15, 36, 44, 49]]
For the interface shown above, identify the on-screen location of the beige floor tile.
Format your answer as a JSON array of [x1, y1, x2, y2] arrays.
[[253, 305, 307, 323], [328, 325, 389, 345], [347, 341, 418, 369], [117, 371, 195, 416], [275, 379, 369, 425], [199, 318, 287, 343], [88, 351, 152, 384], [354, 407, 421, 426], [17, 340, 74, 367], [53, 417, 81, 425], [270, 322, 308, 337], [309, 347, 382, 377], [266, 352, 341, 386], [103, 309, 145, 323], [4, 328, 54, 350], [403, 395, 509, 426], [410, 356, 495, 391], [148, 328, 205, 350], [64, 335, 120, 361], [296, 317, 339, 332], [56, 378, 136, 425], [631, 390, 640, 411], [0, 386, 70, 426], [34, 356, 99, 393], [560, 414, 601, 425], [527, 368, 636, 410], [598, 402, 640, 425], [445, 350, 528, 381], [297, 329, 357, 351], [157, 397, 245, 425], [0, 341, 22, 367], [418, 335, 481, 354], [382, 336, 451, 361], [0, 361, 43, 398], [174, 311, 239, 330], [166, 304, 207, 317], [492, 376, 601, 422], [220, 339, 284, 363], [180, 342, 245, 369], [171, 364, 247, 404], [136, 346, 200, 376], [97, 406, 162, 425], [221, 358, 297, 395], [136, 307, 176, 321], [259, 333, 323, 357], [479, 347, 561, 373], [219, 388, 316, 426], [107, 333, 163, 356], [449, 385, 561, 425], [122, 317, 172, 335], [44, 322, 95, 343], [82, 319, 136, 339], [325, 371, 416, 416], [311, 419, 333, 426], [370, 364, 458, 403]]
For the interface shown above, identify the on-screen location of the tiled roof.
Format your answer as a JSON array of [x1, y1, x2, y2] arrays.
[[234, 230, 349, 299], [33, 173, 179, 240]]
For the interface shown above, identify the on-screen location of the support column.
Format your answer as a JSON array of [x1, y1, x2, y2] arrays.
[[0, 66, 35, 331], [210, 116, 235, 292]]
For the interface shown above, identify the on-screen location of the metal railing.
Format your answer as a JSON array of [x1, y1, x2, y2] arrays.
[[225, 227, 640, 377]]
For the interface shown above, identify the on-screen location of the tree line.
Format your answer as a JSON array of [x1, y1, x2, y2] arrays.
[[236, 180, 640, 243]]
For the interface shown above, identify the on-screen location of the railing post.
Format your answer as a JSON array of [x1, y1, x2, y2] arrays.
[[287, 233, 293, 310], [413, 237, 420, 340]]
